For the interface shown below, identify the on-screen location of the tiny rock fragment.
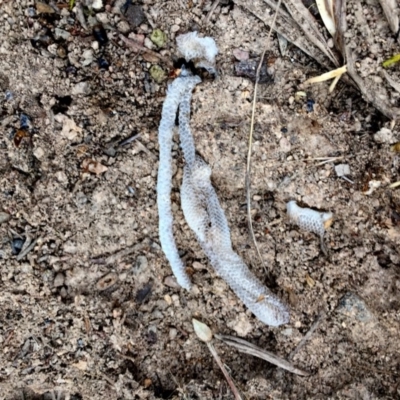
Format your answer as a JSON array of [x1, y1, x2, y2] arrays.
[[164, 275, 180, 288], [150, 29, 167, 48], [72, 81, 91, 96], [91, 0, 103, 10], [81, 49, 94, 66], [192, 261, 204, 270], [11, 238, 25, 255], [232, 48, 249, 61], [192, 319, 212, 343], [335, 163, 351, 177], [36, 2, 55, 14], [373, 127, 395, 144], [0, 212, 11, 224], [82, 159, 108, 175], [54, 28, 70, 40], [117, 20, 130, 34], [277, 33, 288, 56], [234, 58, 273, 83], [164, 294, 172, 305], [136, 282, 153, 303], [149, 65, 166, 83], [53, 272, 65, 287]]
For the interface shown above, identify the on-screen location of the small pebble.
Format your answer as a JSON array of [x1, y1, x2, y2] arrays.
[[164, 275, 180, 288], [136, 282, 153, 303], [0, 212, 11, 224], [373, 127, 395, 144], [53, 272, 65, 287], [192, 261, 204, 270], [36, 2, 55, 14], [60, 286, 68, 298], [72, 81, 91, 96], [5, 90, 13, 101], [233, 48, 249, 61], [171, 24, 180, 33], [54, 28, 71, 40], [123, 4, 146, 28], [117, 20, 130, 33], [169, 328, 177, 340], [11, 238, 25, 255], [306, 99, 315, 112], [335, 164, 351, 177], [164, 294, 172, 305], [92, 0, 103, 10]]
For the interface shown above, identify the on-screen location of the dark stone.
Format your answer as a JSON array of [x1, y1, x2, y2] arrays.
[[123, 3, 146, 28]]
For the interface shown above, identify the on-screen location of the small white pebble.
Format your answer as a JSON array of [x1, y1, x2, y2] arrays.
[[169, 328, 177, 340], [171, 24, 180, 33], [335, 163, 350, 177]]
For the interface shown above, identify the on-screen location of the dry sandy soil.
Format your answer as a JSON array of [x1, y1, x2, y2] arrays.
[[1, 0, 400, 399]]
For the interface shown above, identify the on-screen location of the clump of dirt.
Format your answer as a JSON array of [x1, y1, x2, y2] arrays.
[[0, 0, 400, 399]]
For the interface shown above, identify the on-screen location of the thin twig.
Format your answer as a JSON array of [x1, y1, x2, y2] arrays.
[[118, 133, 141, 147], [246, 0, 282, 270], [207, 342, 243, 400], [216, 334, 309, 376], [289, 311, 326, 359], [204, 0, 221, 24], [192, 319, 242, 400]]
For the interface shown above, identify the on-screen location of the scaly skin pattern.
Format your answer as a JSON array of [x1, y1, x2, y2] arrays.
[[157, 33, 289, 326]]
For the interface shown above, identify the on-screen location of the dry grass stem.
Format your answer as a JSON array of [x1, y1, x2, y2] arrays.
[[283, 0, 339, 67], [389, 181, 400, 189], [378, 0, 399, 34], [245, 0, 282, 271], [216, 335, 310, 376], [303, 65, 347, 86], [316, 0, 336, 35], [192, 320, 243, 400], [207, 343, 243, 400]]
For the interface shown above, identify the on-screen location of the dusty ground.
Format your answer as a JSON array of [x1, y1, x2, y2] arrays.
[[1, 0, 400, 399]]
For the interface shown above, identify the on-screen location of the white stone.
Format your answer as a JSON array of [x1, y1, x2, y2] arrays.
[[72, 81, 91, 96], [373, 127, 395, 144], [92, 0, 103, 10], [335, 163, 350, 177]]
